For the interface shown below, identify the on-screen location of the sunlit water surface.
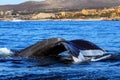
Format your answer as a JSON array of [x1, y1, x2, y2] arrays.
[[0, 20, 120, 80]]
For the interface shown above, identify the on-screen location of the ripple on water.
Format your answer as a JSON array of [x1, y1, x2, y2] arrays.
[[0, 21, 120, 79]]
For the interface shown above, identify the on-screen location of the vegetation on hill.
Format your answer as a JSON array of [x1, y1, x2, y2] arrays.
[[0, 0, 120, 20]]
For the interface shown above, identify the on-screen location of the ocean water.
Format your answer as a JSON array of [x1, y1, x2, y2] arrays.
[[0, 20, 120, 80]]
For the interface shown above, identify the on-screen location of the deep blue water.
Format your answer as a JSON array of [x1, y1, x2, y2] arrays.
[[0, 20, 120, 80]]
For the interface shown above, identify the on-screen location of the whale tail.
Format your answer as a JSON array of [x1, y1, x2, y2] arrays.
[[19, 38, 66, 58], [63, 39, 105, 63], [18, 38, 106, 63]]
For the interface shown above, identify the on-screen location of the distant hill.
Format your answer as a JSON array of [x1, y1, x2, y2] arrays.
[[0, 0, 120, 11]]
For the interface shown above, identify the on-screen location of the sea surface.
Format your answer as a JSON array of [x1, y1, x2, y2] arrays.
[[0, 20, 120, 80]]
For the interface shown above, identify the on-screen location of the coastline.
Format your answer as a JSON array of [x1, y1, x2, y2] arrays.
[[0, 18, 120, 22]]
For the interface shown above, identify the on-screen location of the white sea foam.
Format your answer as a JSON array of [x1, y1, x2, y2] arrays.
[[0, 48, 13, 56]]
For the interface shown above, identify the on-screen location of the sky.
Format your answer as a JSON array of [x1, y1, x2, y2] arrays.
[[0, 0, 44, 5]]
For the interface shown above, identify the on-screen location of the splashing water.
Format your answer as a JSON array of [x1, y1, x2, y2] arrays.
[[0, 48, 13, 56]]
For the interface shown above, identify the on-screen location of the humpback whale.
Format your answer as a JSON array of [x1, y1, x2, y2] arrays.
[[11, 38, 119, 63]]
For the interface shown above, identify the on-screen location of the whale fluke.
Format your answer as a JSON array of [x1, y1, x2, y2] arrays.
[[17, 37, 106, 63], [19, 38, 67, 58], [70, 39, 104, 51]]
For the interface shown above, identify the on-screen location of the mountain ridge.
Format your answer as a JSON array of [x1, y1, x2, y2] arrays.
[[0, 0, 120, 11]]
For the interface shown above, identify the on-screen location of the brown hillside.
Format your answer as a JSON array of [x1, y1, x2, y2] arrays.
[[0, 0, 120, 11]]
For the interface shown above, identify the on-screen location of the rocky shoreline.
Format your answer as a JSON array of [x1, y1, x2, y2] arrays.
[[1, 18, 120, 21], [1, 18, 119, 22]]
